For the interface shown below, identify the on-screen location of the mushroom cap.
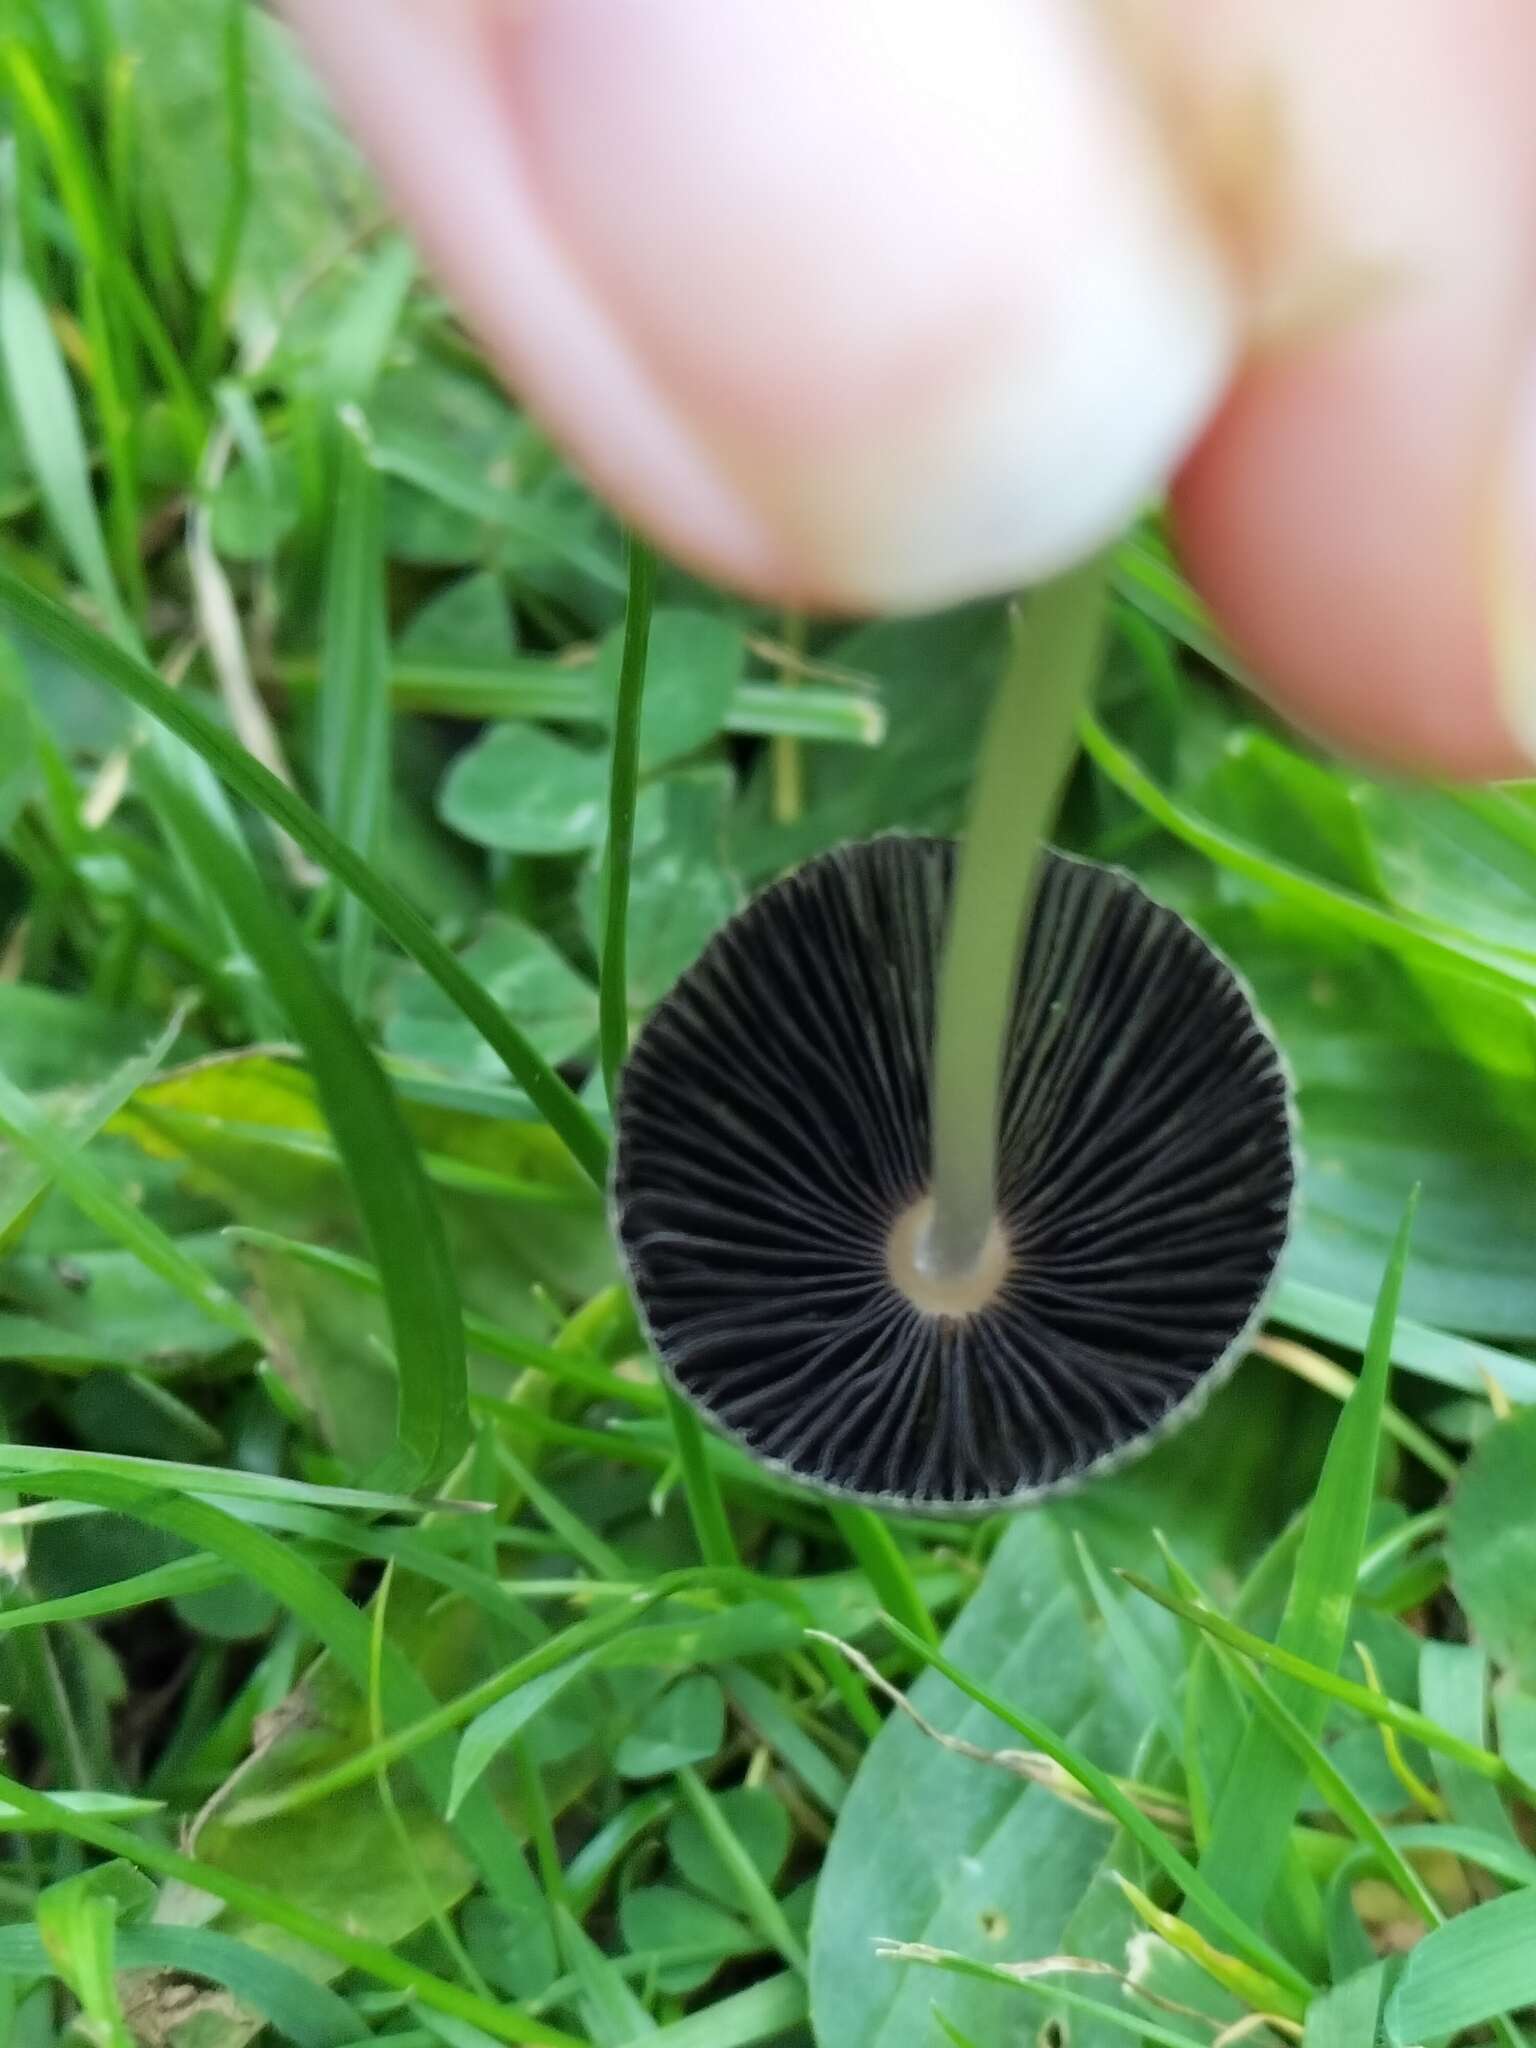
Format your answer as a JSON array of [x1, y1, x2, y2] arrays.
[[612, 835, 1295, 1515]]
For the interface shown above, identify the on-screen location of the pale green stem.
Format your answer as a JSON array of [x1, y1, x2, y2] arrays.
[[923, 553, 1112, 1279]]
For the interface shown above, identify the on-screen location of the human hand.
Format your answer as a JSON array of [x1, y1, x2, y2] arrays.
[[281, 0, 1536, 779]]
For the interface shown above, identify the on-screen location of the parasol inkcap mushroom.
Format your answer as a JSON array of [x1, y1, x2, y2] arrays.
[[612, 555, 1296, 1513]]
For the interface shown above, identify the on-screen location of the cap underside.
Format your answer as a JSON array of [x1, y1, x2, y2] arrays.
[[612, 836, 1295, 1514]]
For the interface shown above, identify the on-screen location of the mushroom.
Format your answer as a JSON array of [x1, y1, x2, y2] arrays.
[[611, 559, 1295, 1513]]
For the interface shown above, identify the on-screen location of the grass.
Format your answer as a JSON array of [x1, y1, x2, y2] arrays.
[[1, 9, 1536, 2048]]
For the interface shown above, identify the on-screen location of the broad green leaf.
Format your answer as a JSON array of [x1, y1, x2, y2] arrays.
[[115, 0, 375, 340], [580, 767, 742, 1013], [1384, 1890, 1536, 2044], [668, 1785, 791, 1909], [619, 1886, 754, 1995], [439, 721, 611, 854], [616, 1674, 726, 1780], [1447, 1408, 1536, 1685], [402, 568, 516, 663], [1419, 1641, 1523, 1842], [386, 917, 598, 1076], [1223, 906, 1536, 1335], [806, 1516, 1152, 2048]]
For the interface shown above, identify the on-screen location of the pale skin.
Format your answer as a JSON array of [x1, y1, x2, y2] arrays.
[[282, 0, 1536, 782]]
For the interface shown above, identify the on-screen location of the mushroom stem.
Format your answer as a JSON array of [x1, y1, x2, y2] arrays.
[[922, 551, 1112, 1283]]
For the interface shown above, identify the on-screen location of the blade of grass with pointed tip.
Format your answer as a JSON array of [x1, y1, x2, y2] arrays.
[[1075, 1532, 1182, 1752], [0, 1442, 463, 1516], [0, 566, 608, 1184], [134, 744, 467, 1492], [1192, 1193, 1416, 1933], [320, 412, 389, 1009], [879, 1615, 1314, 2002]]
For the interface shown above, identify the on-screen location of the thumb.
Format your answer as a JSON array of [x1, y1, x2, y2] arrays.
[[279, 0, 1233, 612]]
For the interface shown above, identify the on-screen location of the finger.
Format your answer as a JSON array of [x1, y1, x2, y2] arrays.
[[1152, 0, 1536, 778], [279, 0, 1233, 612]]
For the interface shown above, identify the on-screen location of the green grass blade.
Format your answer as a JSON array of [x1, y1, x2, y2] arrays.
[[675, 1767, 807, 1976], [320, 411, 389, 1009], [830, 1504, 937, 1649], [0, 567, 607, 1185], [0, 178, 127, 636], [0, 1923, 364, 2048], [1219, 1644, 1441, 1926], [1082, 714, 1536, 1002], [0, 1056, 256, 1336], [276, 653, 886, 746], [1272, 1276, 1536, 1406], [602, 532, 738, 1572], [879, 1615, 1314, 2001], [599, 531, 655, 1102], [0, 1441, 462, 1515], [644, 1973, 807, 2047], [0, 1555, 231, 1632], [5, 1467, 548, 1926], [1074, 1531, 1182, 1751], [191, 0, 250, 381], [135, 747, 468, 1491], [0, 1767, 580, 2048], [1120, 1574, 1533, 1801], [872, 1944, 1210, 2048], [1194, 1192, 1416, 1929]]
